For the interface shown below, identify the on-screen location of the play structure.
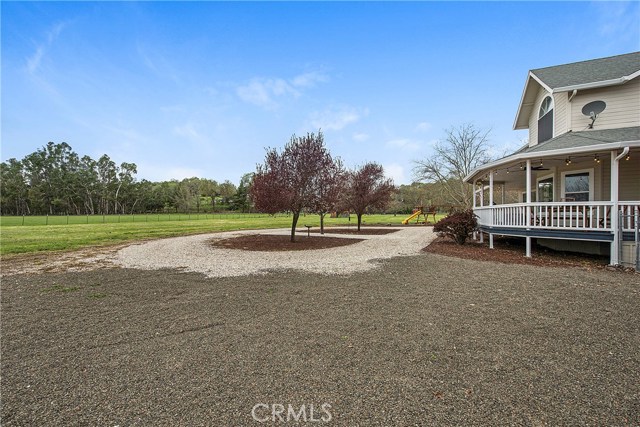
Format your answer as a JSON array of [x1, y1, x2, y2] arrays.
[[402, 206, 437, 225]]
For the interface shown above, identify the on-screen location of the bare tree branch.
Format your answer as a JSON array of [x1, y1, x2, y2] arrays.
[[413, 123, 492, 208]]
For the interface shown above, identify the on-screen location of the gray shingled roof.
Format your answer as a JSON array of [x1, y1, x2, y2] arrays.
[[465, 127, 640, 182], [522, 126, 640, 154], [531, 52, 640, 90]]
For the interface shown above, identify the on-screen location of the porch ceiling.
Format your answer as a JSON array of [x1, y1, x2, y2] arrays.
[[474, 147, 640, 190]]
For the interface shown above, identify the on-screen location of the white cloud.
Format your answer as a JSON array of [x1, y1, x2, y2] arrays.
[[160, 104, 187, 114], [386, 138, 421, 151], [104, 124, 146, 143], [291, 71, 328, 88], [383, 163, 406, 185], [415, 122, 432, 132], [26, 22, 67, 75], [173, 122, 204, 142], [309, 106, 368, 131], [594, 1, 639, 39], [352, 132, 370, 142], [236, 71, 328, 109], [137, 42, 181, 84], [26, 47, 45, 74], [237, 78, 297, 109]]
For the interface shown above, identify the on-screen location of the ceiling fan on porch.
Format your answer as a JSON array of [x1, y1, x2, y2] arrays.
[[531, 159, 550, 171]]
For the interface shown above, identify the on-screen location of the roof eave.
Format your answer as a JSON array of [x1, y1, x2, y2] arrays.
[[463, 140, 640, 183], [513, 72, 552, 130], [551, 71, 639, 93]]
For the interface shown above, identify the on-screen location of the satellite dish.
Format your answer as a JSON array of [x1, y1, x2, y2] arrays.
[[582, 100, 606, 128], [582, 100, 606, 116]]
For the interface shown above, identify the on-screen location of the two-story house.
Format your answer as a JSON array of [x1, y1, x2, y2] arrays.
[[464, 52, 640, 267]]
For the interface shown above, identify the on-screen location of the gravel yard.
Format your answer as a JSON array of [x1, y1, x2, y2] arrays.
[[2, 244, 639, 425]]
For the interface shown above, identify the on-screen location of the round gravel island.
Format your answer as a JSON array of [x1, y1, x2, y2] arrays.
[[115, 227, 436, 278]]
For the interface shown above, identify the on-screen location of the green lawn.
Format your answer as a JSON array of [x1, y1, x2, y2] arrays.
[[1, 213, 443, 255]]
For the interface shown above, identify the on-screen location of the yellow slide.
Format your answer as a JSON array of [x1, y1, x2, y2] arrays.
[[402, 210, 422, 225]]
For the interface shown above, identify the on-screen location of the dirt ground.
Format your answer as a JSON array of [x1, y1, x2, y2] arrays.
[[309, 228, 401, 235], [424, 236, 636, 273], [210, 228, 398, 251], [0, 243, 126, 276], [210, 234, 365, 251], [2, 252, 639, 426]]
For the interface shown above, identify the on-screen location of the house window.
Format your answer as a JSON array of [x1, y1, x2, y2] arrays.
[[561, 170, 593, 202], [537, 175, 554, 202], [538, 96, 554, 144]]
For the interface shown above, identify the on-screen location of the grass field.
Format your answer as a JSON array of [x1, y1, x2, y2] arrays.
[[0, 212, 273, 226], [0, 213, 444, 255]]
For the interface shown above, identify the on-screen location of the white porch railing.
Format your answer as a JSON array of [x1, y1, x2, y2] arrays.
[[475, 202, 640, 232]]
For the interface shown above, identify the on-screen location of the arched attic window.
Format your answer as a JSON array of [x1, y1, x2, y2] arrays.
[[538, 96, 554, 144]]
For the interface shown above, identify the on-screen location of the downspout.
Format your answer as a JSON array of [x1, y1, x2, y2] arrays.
[[616, 146, 630, 162], [610, 147, 630, 265], [568, 89, 578, 102]]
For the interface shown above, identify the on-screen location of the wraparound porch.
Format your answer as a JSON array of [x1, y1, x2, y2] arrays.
[[473, 202, 639, 265]]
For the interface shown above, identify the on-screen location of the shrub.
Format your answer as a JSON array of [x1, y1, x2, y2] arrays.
[[433, 209, 477, 245]]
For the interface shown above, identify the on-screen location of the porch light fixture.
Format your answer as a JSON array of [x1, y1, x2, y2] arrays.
[[625, 154, 631, 161], [520, 162, 524, 170], [594, 154, 600, 163], [565, 157, 571, 165], [506, 169, 510, 174], [539, 160, 543, 166]]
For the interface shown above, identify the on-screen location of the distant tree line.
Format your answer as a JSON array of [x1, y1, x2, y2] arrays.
[[3, 124, 492, 218], [0, 142, 248, 216]]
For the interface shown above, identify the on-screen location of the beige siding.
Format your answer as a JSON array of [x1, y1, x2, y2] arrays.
[[553, 91, 569, 135], [527, 86, 551, 147], [569, 77, 640, 131], [592, 152, 638, 201], [602, 161, 610, 200], [619, 154, 640, 201]]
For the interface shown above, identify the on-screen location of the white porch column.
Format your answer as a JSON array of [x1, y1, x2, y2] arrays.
[[525, 160, 532, 257], [489, 170, 494, 205], [478, 180, 485, 243], [525, 160, 532, 204], [610, 150, 620, 265], [473, 180, 477, 208], [472, 180, 477, 240], [489, 170, 494, 249]]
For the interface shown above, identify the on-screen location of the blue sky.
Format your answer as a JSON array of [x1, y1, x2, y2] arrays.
[[2, 1, 639, 185]]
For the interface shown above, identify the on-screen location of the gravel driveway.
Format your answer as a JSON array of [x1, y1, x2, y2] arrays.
[[2, 246, 638, 426], [114, 227, 436, 277]]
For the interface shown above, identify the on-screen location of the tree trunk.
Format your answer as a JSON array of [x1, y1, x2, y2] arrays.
[[320, 212, 325, 235], [357, 213, 363, 231], [290, 211, 300, 242]]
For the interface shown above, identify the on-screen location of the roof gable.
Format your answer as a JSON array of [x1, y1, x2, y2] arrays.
[[513, 52, 640, 130]]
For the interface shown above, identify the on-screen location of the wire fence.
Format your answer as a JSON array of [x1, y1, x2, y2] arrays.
[[0, 212, 279, 227], [619, 207, 639, 271]]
